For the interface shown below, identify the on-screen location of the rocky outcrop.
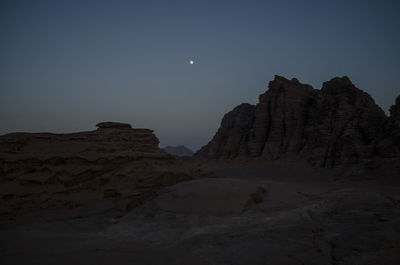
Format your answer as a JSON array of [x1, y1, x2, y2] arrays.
[[248, 77, 318, 159], [0, 122, 209, 220], [96, 121, 132, 129], [197, 75, 391, 167], [198, 103, 255, 158], [390, 96, 400, 123], [376, 96, 400, 157], [390, 96, 400, 147], [163, 145, 194, 157]]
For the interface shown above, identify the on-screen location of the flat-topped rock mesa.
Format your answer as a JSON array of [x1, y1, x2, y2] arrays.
[[96, 121, 132, 129], [197, 75, 397, 167], [1, 122, 160, 161], [0, 122, 207, 221]]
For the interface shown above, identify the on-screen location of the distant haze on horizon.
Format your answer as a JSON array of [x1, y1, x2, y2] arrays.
[[1, 0, 399, 151]]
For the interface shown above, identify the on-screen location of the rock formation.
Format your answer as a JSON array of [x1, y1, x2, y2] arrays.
[[0, 122, 208, 220], [197, 75, 395, 167], [389, 96, 400, 148], [96, 121, 132, 129], [194, 103, 255, 158], [163, 145, 194, 157], [375, 96, 400, 157]]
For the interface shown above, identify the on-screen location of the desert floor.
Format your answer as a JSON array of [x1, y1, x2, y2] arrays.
[[1, 161, 400, 265]]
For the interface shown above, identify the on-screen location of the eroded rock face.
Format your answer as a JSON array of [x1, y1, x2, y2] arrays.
[[390, 96, 400, 147], [0, 123, 207, 220], [198, 103, 255, 159], [376, 96, 400, 157], [249, 76, 318, 159], [314, 76, 386, 166], [390, 96, 400, 123], [197, 75, 389, 167]]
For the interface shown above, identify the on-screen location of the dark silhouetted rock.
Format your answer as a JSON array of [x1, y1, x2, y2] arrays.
[[163, 145, 194, 157], [248, 76, 317, 159], [0, 122, 210, 220], [96, 122, 132, 129], [389, 96, 400, 143], [387, 95, 400, 150], [197, 103, 255, 159], [390, 96, 400, 123], [375, 96, 400, 157], [197, 75, 388, 167]]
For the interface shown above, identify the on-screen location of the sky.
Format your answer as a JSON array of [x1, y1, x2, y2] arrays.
[[1, 0, 400, 151]]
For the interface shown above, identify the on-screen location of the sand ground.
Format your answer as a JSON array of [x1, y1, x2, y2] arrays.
[[1, 161, 400, 265]]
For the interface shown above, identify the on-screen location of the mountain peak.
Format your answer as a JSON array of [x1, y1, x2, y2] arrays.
[[163, 145, 194, 157], [197, 75, 390, 167], [321, 76, 356, 94]]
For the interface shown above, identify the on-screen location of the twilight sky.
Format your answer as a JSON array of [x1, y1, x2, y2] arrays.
[[1, 0, 399, 151]]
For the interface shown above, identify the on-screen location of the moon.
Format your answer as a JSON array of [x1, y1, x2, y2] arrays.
[[189, 60, 194, 65]]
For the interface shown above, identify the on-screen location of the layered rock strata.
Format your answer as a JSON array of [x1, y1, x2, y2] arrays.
[[197, 76, 395, 167], [0, 122, 205, 220]]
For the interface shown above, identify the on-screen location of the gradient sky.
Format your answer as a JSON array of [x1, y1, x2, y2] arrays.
[[1, 0, 399, 151]]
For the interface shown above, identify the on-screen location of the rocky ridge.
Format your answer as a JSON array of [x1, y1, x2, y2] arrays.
[[0, 122, 208, 220], [197, 76, 398, 167], [163, 145, 194, 157]]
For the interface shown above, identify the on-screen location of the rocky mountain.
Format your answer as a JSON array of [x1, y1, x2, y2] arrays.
[[197, 75, 398, 167], [0, 122, 208, 221], [163, 145, 194, 157]]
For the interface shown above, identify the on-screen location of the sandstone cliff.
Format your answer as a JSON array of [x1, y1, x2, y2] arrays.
[[0, 122, 207, 220], [198, 103, 255, 158], [197, 76, 395, 167]]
